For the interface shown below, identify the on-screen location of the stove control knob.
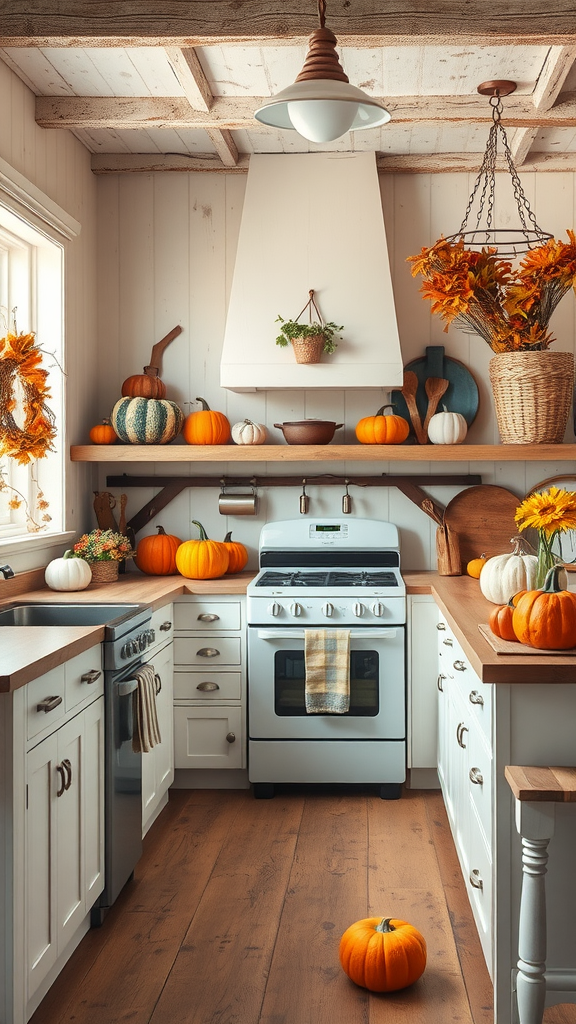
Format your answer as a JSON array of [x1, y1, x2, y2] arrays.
[[322, 602, 334, 618], [121, 643, 129, 659], [268, 601, 281, 617], [289, 602, 302, 617], [352, 602, 365, 618], [371, 601, 385, 617]]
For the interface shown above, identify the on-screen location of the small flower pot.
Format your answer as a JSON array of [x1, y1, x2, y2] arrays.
[[90, 561, 119, 583], [291, 336, 325, 364]]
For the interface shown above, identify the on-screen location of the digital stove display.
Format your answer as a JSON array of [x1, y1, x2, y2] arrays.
[[309, 523, 348, 538]]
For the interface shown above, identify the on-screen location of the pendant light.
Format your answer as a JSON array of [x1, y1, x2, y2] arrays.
[[446, 80, 552, 258], [254, 0, 391, 143]]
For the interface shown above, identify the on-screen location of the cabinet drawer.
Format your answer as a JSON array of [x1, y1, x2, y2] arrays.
[[174, 705, 243, 768], [174, 670, 242, 701], [27, 666, 66, 739], [150, 605, 174, 645], [65, 647, 103, 711], [465, 805, 493, 978], [467, 728, 492, 846], [174, 636, 241, 667], [174, 601, 241, 632]]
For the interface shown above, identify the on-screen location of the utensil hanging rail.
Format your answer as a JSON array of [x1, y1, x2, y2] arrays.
[[106, 473, 481, 535]]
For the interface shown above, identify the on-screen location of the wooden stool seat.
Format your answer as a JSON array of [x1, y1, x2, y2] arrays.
[[505, 765, 576, 1024]]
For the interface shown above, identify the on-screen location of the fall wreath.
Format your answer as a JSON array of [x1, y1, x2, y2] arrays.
[[0, 331, 56, 464]]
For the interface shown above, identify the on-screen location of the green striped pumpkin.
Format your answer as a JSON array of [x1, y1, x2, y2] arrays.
[[111, 397, 184, 444]]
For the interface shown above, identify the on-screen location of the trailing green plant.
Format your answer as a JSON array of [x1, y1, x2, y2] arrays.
[[275, 316, 343, 354]]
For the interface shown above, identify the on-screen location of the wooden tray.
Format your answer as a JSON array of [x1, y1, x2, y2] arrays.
[[479, 624, 576, 656], [443, 484, 520, 566]]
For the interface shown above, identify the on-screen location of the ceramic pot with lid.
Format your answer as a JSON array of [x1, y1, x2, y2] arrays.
[[274, 420, 344, 445]]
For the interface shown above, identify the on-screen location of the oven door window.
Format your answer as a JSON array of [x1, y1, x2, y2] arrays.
[[274, 649, 379, 716]]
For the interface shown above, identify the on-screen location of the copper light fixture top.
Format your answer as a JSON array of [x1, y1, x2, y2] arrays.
[[477, 80, 517, 97]]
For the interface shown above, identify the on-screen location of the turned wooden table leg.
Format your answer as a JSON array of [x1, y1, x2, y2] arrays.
[[514, 800, 556, 1024]]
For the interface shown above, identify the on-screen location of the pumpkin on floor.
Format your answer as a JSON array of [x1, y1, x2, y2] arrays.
[[136, 525, 182, 576], [512, 565, 576, 650], [355, 405, 410, 445], [222, 531, 249, 573], [339, 917, 426, 993], [182, 397, 231, 445], [175, 521, 229, 579]]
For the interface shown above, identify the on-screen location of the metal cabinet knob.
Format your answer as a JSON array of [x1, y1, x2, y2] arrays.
[[442, 637, 453, 646], [62, 758, 72, 790], [197, 647, 220, 658], [196, 681, 219, 691], [469, 767, 484, 785], [159, 621, 172, 631], [469, 689, 484, 706], [226, 732, 236, 743], [469, 869, 483, 891], [198, 613, 219, 622], [437, 673, 446, 692], [37, 695, 63, 713], [56, 763, 67, 797], [453, 659, 467, 672], [456, 722, 468, 748], [436, 622, 446, 630], [81, 669, 101, 684]]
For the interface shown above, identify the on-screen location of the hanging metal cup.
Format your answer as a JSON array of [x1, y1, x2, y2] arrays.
[[218, 483, 258, 516]]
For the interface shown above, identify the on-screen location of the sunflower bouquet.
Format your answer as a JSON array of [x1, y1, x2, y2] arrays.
[[514, 486, 576, 587], [407, 233, 576, 353]]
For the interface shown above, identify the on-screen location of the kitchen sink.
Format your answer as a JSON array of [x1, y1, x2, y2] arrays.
[[0, 602, 145, 628]]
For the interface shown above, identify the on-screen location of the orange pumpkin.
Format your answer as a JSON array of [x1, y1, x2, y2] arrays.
[[489, 600, 517, 642], [339, 917, 427, 993], [355, 405, 410, 445], [89, 418, 117, 444], [467, 553, 487, 579], [175, 521, 229, 579], [223, 531, 248, 574], [182, 397, 231, 445], [136, 525, 182, 576], [121, 365, 167, 399], [512, 566, 576, 650]]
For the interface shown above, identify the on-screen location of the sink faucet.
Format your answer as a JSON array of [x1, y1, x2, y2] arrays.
[[0, 564, 15, 579]]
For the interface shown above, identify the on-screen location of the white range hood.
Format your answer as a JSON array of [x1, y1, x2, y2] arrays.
[[220, 152, 403, 392]]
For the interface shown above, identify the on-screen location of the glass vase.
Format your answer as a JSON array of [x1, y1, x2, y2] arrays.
[[535, 534, 558, 589]]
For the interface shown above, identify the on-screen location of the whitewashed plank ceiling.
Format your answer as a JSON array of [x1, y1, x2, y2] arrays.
[[2, 2, 576, 173]]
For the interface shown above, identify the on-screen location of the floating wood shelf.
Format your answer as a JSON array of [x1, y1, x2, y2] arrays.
[[71, 444, 576, 463]]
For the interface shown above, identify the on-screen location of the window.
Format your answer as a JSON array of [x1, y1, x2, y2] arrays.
[[0, 202, 64, 542]]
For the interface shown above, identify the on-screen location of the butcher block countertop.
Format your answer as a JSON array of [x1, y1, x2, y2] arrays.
[[2, 569, 576, 691]]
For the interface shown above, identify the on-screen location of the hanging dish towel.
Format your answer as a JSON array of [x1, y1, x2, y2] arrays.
[[304, 629, 350, 714], [132, 663, 161, 752]]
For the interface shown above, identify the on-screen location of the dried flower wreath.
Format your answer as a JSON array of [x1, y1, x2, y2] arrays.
[[0, 329, 57, 464]]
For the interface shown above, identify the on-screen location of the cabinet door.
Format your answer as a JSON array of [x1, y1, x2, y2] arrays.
[[142, 643, 174, 833], [26, 732, 59, 1001], [174, 705, 243, 769], [83, 696, 105, 906], [408, 595, 441, 768], [55, 716, 85, 951]]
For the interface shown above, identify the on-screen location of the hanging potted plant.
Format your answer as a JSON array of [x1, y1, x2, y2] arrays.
[[275, 289, 343, 365]]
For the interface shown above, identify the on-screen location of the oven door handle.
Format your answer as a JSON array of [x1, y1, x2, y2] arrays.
[[255, 629, 398, 640]]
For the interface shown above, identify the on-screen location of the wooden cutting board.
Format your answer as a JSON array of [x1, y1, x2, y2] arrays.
[[443, 485, 520, 566]]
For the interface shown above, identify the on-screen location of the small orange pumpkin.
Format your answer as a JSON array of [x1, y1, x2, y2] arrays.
[[136, 525, 182, 576], [489, 600, 517, 642], [175, 521, 229, 579], [339, 917, 427, 993], [467, 553, 487, 579], [355, 405, 410, 445], [182, 397, 231, 445], [223, 531, 249, 574], [89, 418, 117, 444], [512, 565, 576, 650], [121, 365, 167, 399]]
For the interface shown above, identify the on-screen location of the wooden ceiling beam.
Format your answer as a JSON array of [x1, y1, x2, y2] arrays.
[[510, 44, 576, 165], [2, 2, 576, 45], [164, 47, 238, 166], [37, 93, 576, 131]]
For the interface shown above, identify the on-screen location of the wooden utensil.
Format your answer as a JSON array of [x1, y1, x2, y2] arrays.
[[443, 485, 520, 567], [400, 370, 427, 444], [423, 376, 449, 438]]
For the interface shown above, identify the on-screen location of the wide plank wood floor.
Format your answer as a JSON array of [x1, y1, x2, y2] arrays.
[[29, 786, 573, 1024]]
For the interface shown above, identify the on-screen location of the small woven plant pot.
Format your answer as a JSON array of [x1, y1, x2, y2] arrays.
[[90, 560, 119, 583], [291, 336, 324, 364], [489, 350, 574, 444]]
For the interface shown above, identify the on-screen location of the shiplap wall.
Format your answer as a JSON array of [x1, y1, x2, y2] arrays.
[[95, 168, 576, 570], [0, 59, 99, 572]]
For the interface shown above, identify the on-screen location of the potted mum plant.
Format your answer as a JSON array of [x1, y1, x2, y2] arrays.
[[275, 289, 343, 364], [68, 529, 135, 582], [407, 233, 576, 443]]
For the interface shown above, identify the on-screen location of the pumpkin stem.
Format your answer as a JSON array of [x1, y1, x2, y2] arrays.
[[195, 397, 210, 411], [156, 526, 166, 535], [542, 565, 567, 593], [510, 534, 536, 557], [224, 531, 233, 542], [375, 918, 395, 933], [143, 365, 160, 377], [63, 549, 73, 559], [376, 404, 395, 416], [191, 520, 209, 540]]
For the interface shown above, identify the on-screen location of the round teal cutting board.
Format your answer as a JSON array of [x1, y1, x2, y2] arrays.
[[390, 345, 479, 440]]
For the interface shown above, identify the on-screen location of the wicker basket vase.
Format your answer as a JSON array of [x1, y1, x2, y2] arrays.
[[291, 335, 325, 365], [488, 350, 575, 444], [89, 560, 119, 583]]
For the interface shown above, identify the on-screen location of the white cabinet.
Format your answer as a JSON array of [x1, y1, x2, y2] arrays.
[[141, 606, 174, 835], [407, 593, 441, 781], [173, 596, 246, 774]]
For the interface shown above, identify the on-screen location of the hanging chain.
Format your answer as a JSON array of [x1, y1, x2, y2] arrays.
[[318, 0, 327, 28]]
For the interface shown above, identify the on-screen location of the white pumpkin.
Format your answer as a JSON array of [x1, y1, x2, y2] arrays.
[[45, 553, 92, 592], [428, 409, 468, 445], [231, 418, 267, 445], [479, 537, 538, 604]]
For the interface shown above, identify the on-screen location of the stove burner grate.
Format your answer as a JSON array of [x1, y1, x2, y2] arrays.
[[256, 570, 399, 588]]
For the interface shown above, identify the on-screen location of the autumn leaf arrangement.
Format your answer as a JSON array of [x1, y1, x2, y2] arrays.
[[407, 232, 576, 353]]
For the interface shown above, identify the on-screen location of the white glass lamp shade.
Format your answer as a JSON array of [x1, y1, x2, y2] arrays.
[[255, 80, 391, 143]]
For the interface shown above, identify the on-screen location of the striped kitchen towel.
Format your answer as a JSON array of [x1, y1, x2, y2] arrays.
[[304, 629, 350, 714], [132, 663, 161, 752]]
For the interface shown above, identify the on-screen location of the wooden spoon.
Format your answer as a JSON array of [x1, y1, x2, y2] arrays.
[[423, 376, 450, 439], [400, 370, 427, 444]]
